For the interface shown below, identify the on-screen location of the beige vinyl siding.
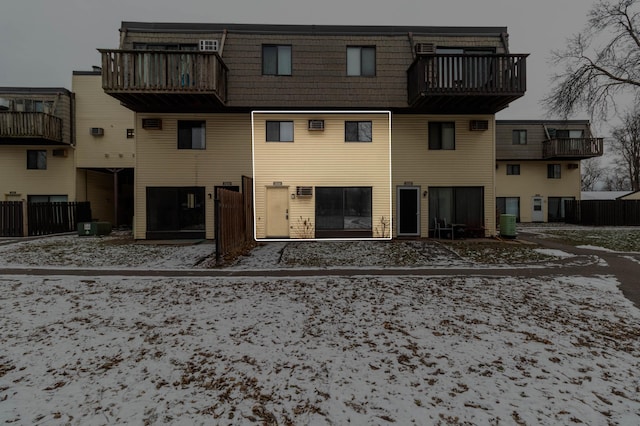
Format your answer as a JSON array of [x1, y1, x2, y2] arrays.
[[73, 74, 135, 168], [134, 113, 252, 239], [496, 161, 581, 222], [76, 169, 117, 222], [392, 115, 496, 237], [253, 113, 392, 239], [0, 146, 76, 201], [620, 191, 640, 200]]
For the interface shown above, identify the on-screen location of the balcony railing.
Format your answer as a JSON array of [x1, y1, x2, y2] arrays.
[[407, 54, 528, 113], [0, 112, 64, 144], [543, 138, 604, 159], [99, 49, 228, 112]]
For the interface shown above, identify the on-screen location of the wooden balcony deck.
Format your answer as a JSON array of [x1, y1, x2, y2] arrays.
[[0, 112, 64, 145], [407, 54, 528, 113], [100, 49, 228, 112], [542, 138, 604, 160]]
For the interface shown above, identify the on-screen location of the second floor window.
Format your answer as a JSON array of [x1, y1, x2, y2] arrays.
[[263, 45, 292, 76], [347, 46, 375, 76], [512, 130, 527, 145], [266, 121, 294, 142], [506, 164, 520, 175], [429, 122, 455, 150], [547, 164, 561, 179], [27, 150, 47, 170], [178, 121, 206, 149], [345, 121, 372, 142]]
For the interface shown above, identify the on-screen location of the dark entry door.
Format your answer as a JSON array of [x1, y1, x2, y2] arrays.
[[397, 187, 420, 236]]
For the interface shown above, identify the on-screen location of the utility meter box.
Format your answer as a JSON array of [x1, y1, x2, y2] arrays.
[[78, 221, 112, 236]]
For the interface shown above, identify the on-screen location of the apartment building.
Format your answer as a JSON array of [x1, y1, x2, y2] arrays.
[[0, 87, 76, 203], [97, 22, 527, 240], [495, 120, 603, 222]]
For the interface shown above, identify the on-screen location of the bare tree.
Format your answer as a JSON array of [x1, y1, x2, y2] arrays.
[[544, 0, 640, 119], [581, 157, 605, 190], [611, 108, 640, 190], [603, 165, 631, 190]]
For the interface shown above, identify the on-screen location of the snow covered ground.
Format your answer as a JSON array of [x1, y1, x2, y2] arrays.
[[1, 232, 639, 424]]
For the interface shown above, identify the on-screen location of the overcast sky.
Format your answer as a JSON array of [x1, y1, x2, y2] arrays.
[[0, 0, 597, 121]]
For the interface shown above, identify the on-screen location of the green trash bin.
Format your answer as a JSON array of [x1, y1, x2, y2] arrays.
[[499, 214, 516, 239]]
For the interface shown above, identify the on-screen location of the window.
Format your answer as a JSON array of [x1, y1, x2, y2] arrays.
[[178, 121, 205, 149], [512, 130, 527, 145], [262, 45, 292, 76], [506, 164, 520, 175], [345, 121, 372, 142], [146, 187, 205, 238], [27, 150, 47, 170], [548, 197, 575, 222], [429, 122, 455, 150], [28, 195, 68, 203], [347, 46, 375, 76], [316, 187, 372, 237], [547, 164, 561, 179], [266, 121, 294, 142], [429, 187, 484, 232], [126, 129, 135, 139], [496, 197, 520, 222]]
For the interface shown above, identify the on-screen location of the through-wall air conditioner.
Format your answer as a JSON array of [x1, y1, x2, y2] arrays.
[[52, 149, 68, 157], [415, 43, 436, 55], [199, 40, 219, 52], [568, 163, 579, 170], [469, 120, 489, 131], [296, 186, 313, 197], [308, 120, 325, 131], [142, 118, 162, 130], [90, 127, 104, 136]]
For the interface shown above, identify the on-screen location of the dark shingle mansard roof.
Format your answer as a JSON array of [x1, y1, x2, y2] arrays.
[[120, 21, 508, 37]]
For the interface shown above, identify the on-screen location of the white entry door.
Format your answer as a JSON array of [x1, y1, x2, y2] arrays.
[[531, 196, 544, 222], [266, 186, 289, 238]]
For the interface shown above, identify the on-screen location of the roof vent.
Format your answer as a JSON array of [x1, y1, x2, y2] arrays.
[[308, 120, 325, 131], [469, 120, 489, 131], [415, 43, 436, 55], [142, 118, 162, 130]]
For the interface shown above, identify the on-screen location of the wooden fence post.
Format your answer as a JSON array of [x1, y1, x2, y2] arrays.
[[21, 200, 28, 237]]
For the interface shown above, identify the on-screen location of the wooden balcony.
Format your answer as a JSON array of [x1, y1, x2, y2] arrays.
[[407, 54, 528, 113], [100, 49, 228, 112], [543, 138, 604, 160], [0, 112, 64, 145]]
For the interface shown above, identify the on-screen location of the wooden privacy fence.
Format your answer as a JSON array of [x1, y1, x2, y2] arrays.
[[0, 201, 92, 237], [565, 200, 640, 226], [214, 176, 255, 263], [0, 201, 24, 237]]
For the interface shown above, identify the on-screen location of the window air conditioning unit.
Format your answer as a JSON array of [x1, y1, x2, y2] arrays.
[[90, 127, 104, 136], [308, 120, 325, 131], [469, 120, 489, 131], [52, 149, 68, 157], [296, 186, 313, 197], [415, 43, 436, 55], [568, 163, 579, 170], [142, 118, 162, 130], [199, 40, 219, 52]]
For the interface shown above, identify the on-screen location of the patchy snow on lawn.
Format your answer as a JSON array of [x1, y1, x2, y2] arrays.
[[533, 248, 575, 258], [1, 274, 639, 425]]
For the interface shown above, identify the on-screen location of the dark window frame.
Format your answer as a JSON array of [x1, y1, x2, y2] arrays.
[[547, 164, 562, 179], [346, 46, 376, 77], [429, 122, 456, 150], [262, 44, 292, 76], [506, 164, 520, 175], [266, 121, 294, 142], [512, 130, 527, 145], [345, 121, 372, 142], [177, 120, 206, 150], [27, 150, 47, 170], [496, 196, 521, 222]]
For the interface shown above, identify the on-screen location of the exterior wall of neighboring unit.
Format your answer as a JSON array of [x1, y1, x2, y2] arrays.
[[620, 190, 640, 200], [0, 145, 76, 201], [76, 169, 117, 222], [495, 161, 581, 222], [392, 115, 496, 237], [72, 72, 135, 168], [134, 113, 252, 239], [252, 112, 392, 239]]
